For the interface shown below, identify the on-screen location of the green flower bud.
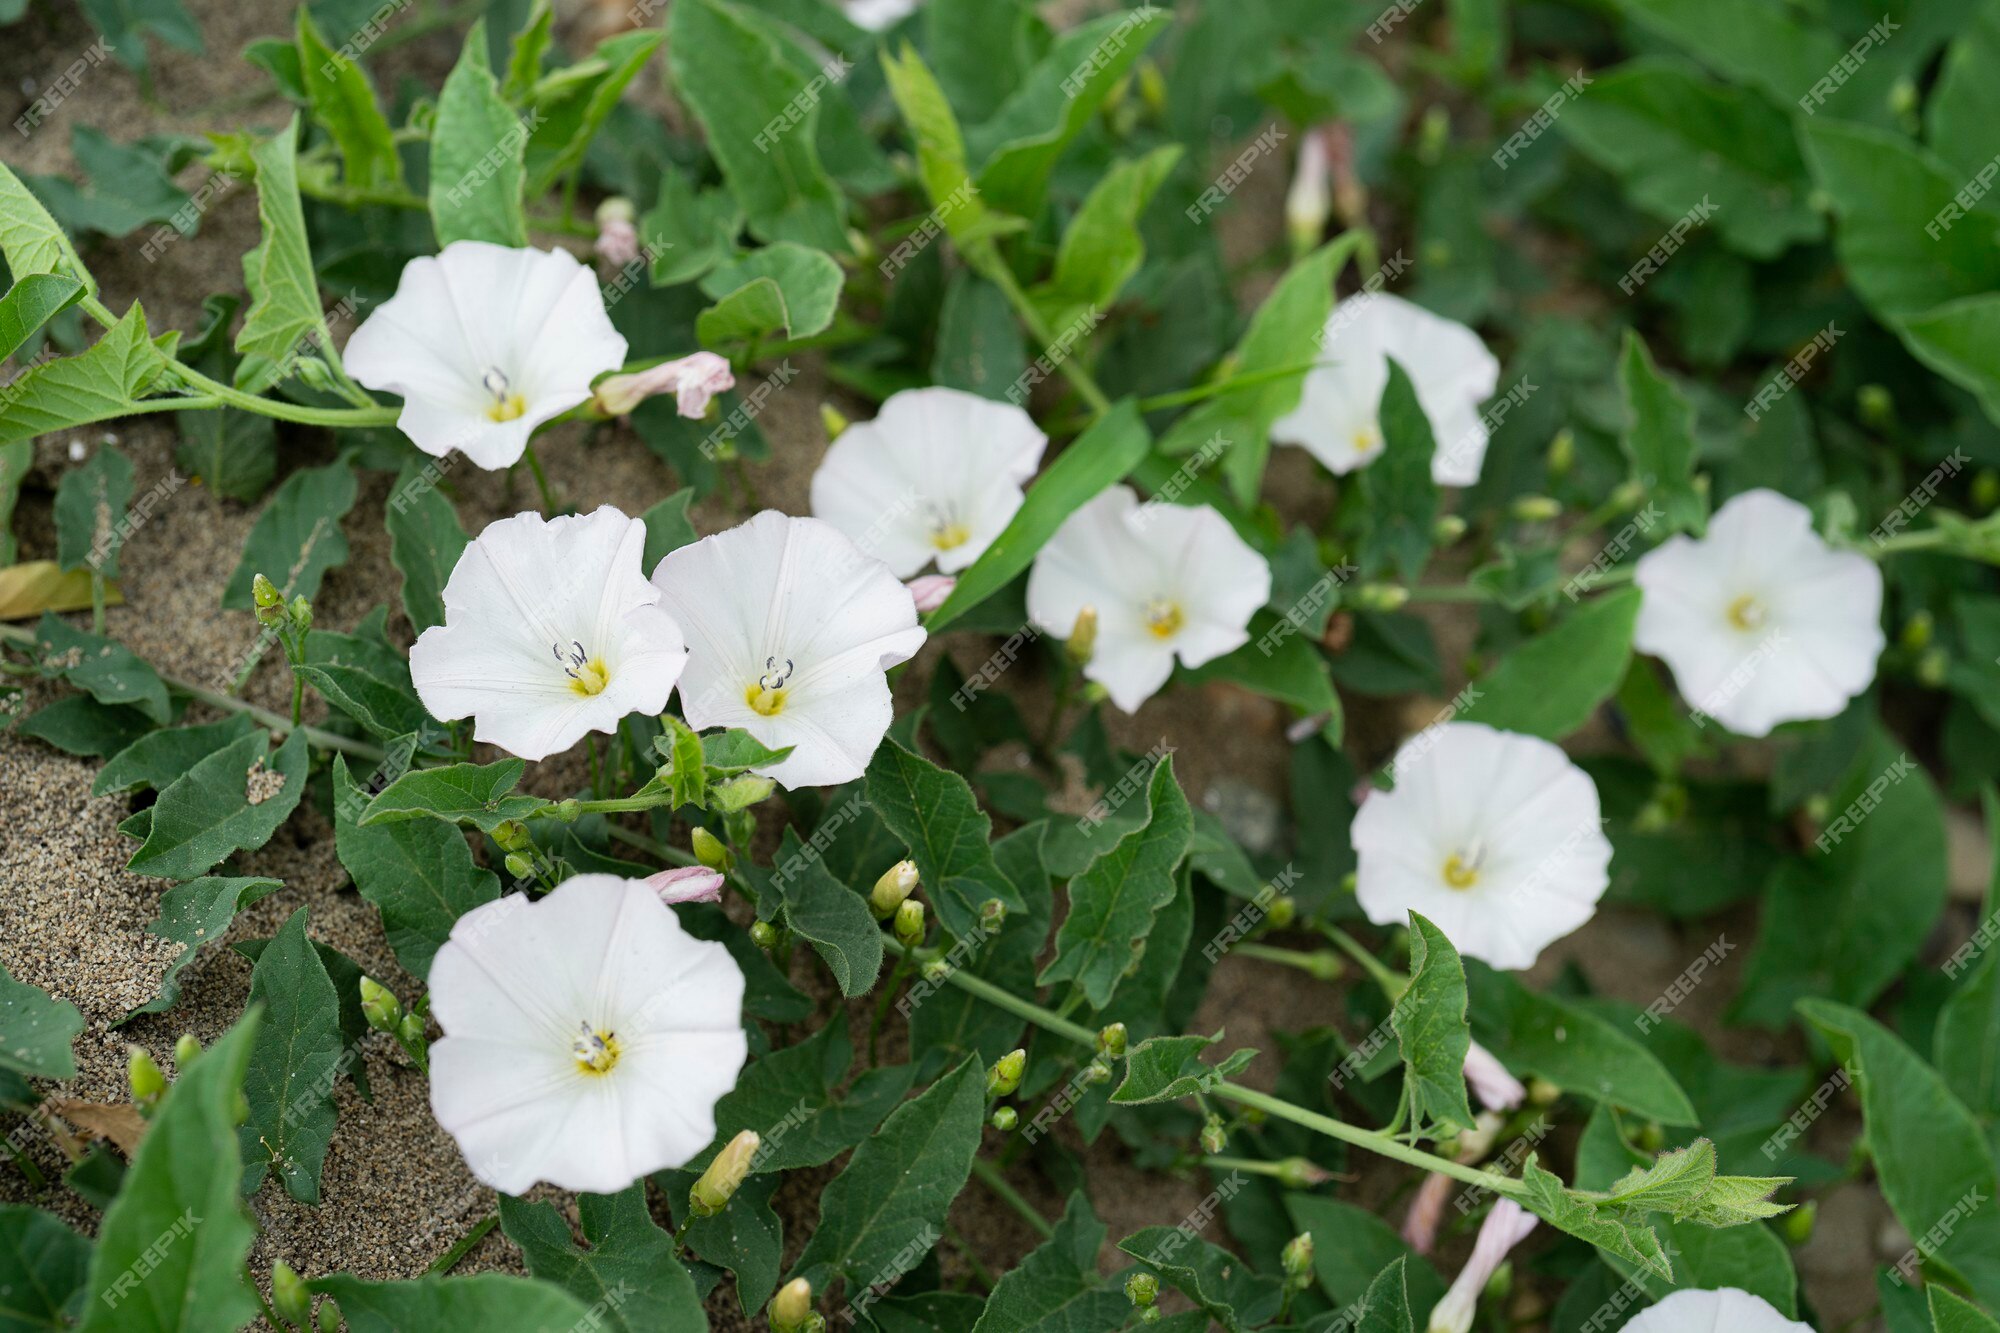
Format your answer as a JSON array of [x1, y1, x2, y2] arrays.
[[1066, 605, 1099, 666], [1637, 1120, 1665, 1152], [987, 1048, 1026, 1098], [491, 819, 532, 853], [1276, 1158, 1330, 1190], [359, 977, 401, 1034], [251, 573, 283, 610], [1097, 1022, 1128, 1057], [287, 595, 312, 632], [820, 403, 850, 441], [691, 826, 731, 870], [1974, 469, 2000, 513], [1082, 1058, 1113, 1087], [1281, 1232, 1314, 1284], [1802, 793, 1832, 826], [127, 1045, 167, 1110], [1857, 383, 1895, 430], [272, 1260, 311, 1326], [1126, 1272, 1159, 1307], [1265, 895, 1296, 930], [1137, 59, 1167, 116], [921, 958, 951, 984], [317, 1298, 342, 1333], [871, 860, 919, 919], [1139, 1306, 1162, 1326], [1200, 1113, 1227, 1154], [1917, 647, 1948, 689], [1353, 583, 1409, 613], [1416, 104, 1450, 163], [173, 1033, 202, 1069], [293, 355, 337, 393], [1339, 871, 1358, 897], [1546, 428, 1576, 477], [1899, 610, 1934, 652], [1781, 1197, 1817, 1245], [989, 1106, 1018, 1132], [395, 1011, 425, 1050], [978, 898, 1007, 932], [553, 798, 582, 823], [503, 852, 535, 881], [1510, 494, 1562, 523], [771, 1277, 816, 1333], [690, 1130, 759, 1217], [750, 920, 780, 950], [1528, 1077, 1561, 1106], [1432, 514, 1468, 545], [893, 899, 926, 948]]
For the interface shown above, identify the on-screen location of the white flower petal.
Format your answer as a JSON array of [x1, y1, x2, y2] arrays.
[[1622, 1288, 1812, 1333]]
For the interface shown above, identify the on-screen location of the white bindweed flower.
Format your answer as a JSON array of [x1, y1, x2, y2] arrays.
[[428, 875, 748, 1195], [810, 387, 1047, 579], [1026, 486, 1271, 713], [344, 241, 628, 469], [410, 507, 688, 762], [1623, 1289, 1811, 1333], [1633, 488, 1884, 738], [1273, 292, 1500, 487], [1426, 1200, 1537, 1333], [1352, 721, 1611, 971], [841, 0, 919, 28], [651, 511, 926, 788]]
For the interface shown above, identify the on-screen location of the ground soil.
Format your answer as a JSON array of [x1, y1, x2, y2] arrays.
[[0, 2, 1968, 1329]]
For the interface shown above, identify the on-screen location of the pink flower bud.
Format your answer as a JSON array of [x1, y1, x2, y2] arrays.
[[593, 198, 640, 268], [594, 352, 736, 420], [1402, 1170, 1452, 1255], [1427, 1200, 1536, 1333], [645, 865, 724, 905], [906, 574, 955, 613], [1463, 1039, 1526, 1112]]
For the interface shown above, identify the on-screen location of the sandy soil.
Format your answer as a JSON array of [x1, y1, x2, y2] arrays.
[[0, 0, 1946, 1328]]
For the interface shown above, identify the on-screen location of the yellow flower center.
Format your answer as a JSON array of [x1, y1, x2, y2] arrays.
[[1351, 424, 1380, 456], [930, 521, 972, 551], [746, 655, 794, 716], [1441, 854, 1480, 890], [487, 393, 528, 422], [573, 1023, 620, 1075], [1726, 594, 1767, 631], [554, 640, 609, 696], [1144, 599, 1184, 640]]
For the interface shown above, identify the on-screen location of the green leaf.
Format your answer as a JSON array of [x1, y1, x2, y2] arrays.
[[1112, 1030, 1257, 1105], [969, 1192, 1128, 1333], [94, 714, 260, 795], [333, 756, 500, 981], [1039, 756, 1193, 1009], [0, 1204, 91, 1332], [239, 906, 343, 1202], [1030, 146, 1182, 335], [34, 613, 170, 723], [499, 1185, 704, 1333], [881, 43, 991, 247], [1928, 0, 2000, 181], [1617, 331, 1705, 534], [1734, 734, 1946, 1026], [697, 243, 845, 344], [1116, 1226, 1283, 1333], [298, 629, 427, 741], [0, 303, 164, 446], [865, 737, 1022, 937], [384, 470, 468, 635], [74, 0, 202, 78], [792, 1056, 986, 1286], [0, 963, 83, 1080], [1937, 792, 2000, 1123], [641, 168, 742, 286], [1556, 58, 1821, 259], [522, 29, 666, 196], [237, 115, 334, 381], [127, 875, 282, 1019], [76, 1013, 260, 1333], [1156, 239, 1349, 502], [501, 0, 554, 101], [1, 439, 30, 565], [1393, 912, 1474, 1134], [53, 443, 133, 578], [1462, 587, 1642, 740], [173, 295, 276, 503], [1898, 295, 2000, 428], [0, 162, 96, 296], [1346, 1257, 1418, 1333], [429, 20, 530, 248], [359, 758, 547, 833], [1799, 1000, 2000, 1306], [638, 488, 697, 572], [928, 399, 1152, 630], [703, 1010, 915, 1173], [768, 827, 883, 997], [13, 695, 153, 758], [1466, 960, 1697, 1125], [692, 278, 790, 348], [127, 729, 311, 881], [667, 0, 848, 250], [968, 7, 1171, 218], [297, 8, 403, 191], [1280, 1197, 1445, 1313], [1518, 1154, 1675, 1280], [668, 1171, 781, 1316], [0, 272, 82, 363], [221, 461, 357, 609], [1360, 359, 1440, 582], [931, 271, 1028, 401], [1933, 1288, 2000, 1333], [308, 1274, 594, 1331]]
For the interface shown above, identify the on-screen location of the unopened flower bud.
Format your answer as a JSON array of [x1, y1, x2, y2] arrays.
[[646, 865, 725, 905], [1276, 1158, 1332, 1190], [1097, 1022, 1127, 1057], [592, 197, 640, 268], [553, 798, 582, 823], [128, 1045, 166, 1110], [750, 920, 780, 950], [251, 573, 283, 610], [294, 355, 337, 393], [1781, 1197, 1817, 1245], [1899, 610, 1934, 652], [1432, 514, 1467, 545], [989, 1106, 1018, 1131], [978, 898, 1006, 932], [1139, 1307, 1162, 1326], [1066, 605, 1099, 666], [691, 1130, 759, 1216], [871, 860, 919, 918], [1528, 1077, 1561, 1106], [894, 899, 926, 947], [1266, 895, 1296, 930], [1137, 59, 1167, 115], [1510, 494, 1562, 523], [1974, 469, 2000, 512], [503, 852, 535, 880], [395, 1012, 425, 1050], [691, 826, 731, 870], [1282, 1232, 1314, 1284], [820, 403, 850, 441], [987, 1048, 1026, 1097], [317, 1299, 341, 1333], [771, 1277, 816, 1333], [1286, 127, 1332, 257], [1354, 583, 1409, 613], [1126, 1272, 1159, 1306], [1636, 1120, 1665, 1152], [921, 958, 951, 984], [272, 1260, 310, 1326], [593, 352, 735, 421], [491, 819, 532, 853], [1546, 428, 1576, 477], [1200, 1113, 1227, 1154], [1083, 1058, 1112, 1086], [359, 976, 401, 1033], [1917, 647, 1948, 688], [906, 573, 955, 614], [173, 1033, 201, 1068]]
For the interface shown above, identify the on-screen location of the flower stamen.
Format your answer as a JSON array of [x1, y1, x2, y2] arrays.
[[572, 1021, 620, 1075], [1726, 593, 1767, 631], [1144, 598, 1185, 640], [1351, 423, 1380, 456], [1442, 839, 1483, 890], [746, 655, 793, 716], [554, 640, 610, 696], [483, 367, 527, 423]]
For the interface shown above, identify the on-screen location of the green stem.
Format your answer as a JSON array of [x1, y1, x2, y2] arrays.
[[968, 1156, 1056, 1240], [426, 1212, 499, 1275], [1319, 924, 1406, 1000], [971, 245, 1114, 418], [1232, 942, 1342, 981], [1213, 1083, 1526, 1199], [1865, 527, 1950, 558], [89, 572, 105, 635], [1044, 360, 1327, 434], [1203, 1154, 1319, 1185], [883, 937, 1097, 1046], [602, 822, 701, 867], [521, 444, 559, 515]]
